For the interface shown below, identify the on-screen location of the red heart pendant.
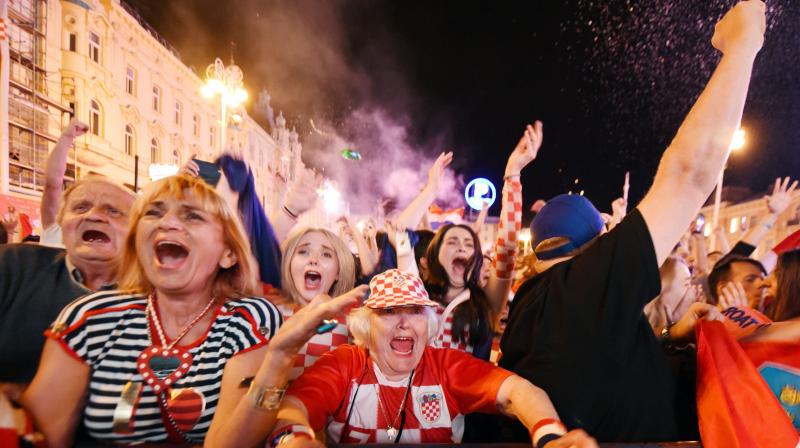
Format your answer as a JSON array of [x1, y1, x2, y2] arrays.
[[167, 388, 206, 432], [136, 346, 193, 393]]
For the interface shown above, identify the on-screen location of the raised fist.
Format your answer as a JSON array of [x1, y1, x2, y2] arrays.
[[711, 0, 766, 56], [63, 118, 89, 139]]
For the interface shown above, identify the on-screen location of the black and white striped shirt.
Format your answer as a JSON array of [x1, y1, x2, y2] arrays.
[[48, 290, 282, 444]]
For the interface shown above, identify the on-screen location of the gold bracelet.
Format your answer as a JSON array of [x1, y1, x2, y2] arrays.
[[247, 382, 286, 411]]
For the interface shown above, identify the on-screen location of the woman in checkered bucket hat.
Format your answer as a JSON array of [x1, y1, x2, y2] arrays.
[[261, 269, 597, 447]]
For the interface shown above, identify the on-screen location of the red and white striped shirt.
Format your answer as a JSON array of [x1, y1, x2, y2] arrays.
[[287, 345, 513, 443]]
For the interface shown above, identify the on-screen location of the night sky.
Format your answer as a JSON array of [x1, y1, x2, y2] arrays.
[[127, 0, 800, 222]]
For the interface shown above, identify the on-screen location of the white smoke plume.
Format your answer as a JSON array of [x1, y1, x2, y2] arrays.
[[135, 0, 466, 215]]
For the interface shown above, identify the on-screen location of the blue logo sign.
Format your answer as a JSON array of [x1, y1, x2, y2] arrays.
[[464, 178, 496, 211]]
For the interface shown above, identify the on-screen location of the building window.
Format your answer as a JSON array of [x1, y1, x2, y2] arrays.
[[730, 217, 739, 234], [150, 138, 160, 163], [125, 66, 136, 96], [88, 32, 101, 64], [192, 114, 199, 137], [172, 149, 180, 165], [174, 101, 182, 126], [89, 99, 101, 136], [124, 125, 135, 156], [152, 85, 161, 112], [68, 33, 77, 52], [210, 126, 215, 148]]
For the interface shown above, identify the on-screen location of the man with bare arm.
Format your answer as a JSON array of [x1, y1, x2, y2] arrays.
[[500, 1, 765, 442]]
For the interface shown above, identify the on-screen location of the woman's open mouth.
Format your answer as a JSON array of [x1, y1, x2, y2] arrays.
[[155, 240, 189, 269], [304, 270, 322, 290], [452, 257, 468, 275], [390, 337, 414, 355]]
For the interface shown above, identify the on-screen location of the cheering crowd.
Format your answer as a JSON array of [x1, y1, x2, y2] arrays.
[[1, 1, 796, 447]]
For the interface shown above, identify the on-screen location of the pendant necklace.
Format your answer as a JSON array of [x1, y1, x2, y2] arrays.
[[113, 293, 216, 437], [376, 370, 415, 442], [137, 293, 216, 393]]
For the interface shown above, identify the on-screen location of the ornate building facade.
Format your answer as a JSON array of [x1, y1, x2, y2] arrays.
[[1, 0, 299, 228]]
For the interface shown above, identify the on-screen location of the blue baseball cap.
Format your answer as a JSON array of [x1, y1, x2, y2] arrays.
[[531, 194, 604, 260]]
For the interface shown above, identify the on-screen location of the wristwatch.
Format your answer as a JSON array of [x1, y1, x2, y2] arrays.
[[247, 382, 286, 410]]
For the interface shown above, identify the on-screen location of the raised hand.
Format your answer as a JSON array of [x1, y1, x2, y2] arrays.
[[718, 281, 749, 310], [711, 0, 766, 56], [268, 285, 368, 356], [1, 206, 18, 234], [506, 121, 543, 177], [766, 177, 798, 215], [179, 159, 200, 178], [426, 151, 454, 192], [670, 302, 724, 344], [284, 167, 319, 216], [62, 118, 89, 140], [611, 197, 627, 222]]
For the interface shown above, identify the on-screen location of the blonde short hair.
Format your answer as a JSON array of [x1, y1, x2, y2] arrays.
[[347, 306, 440, 349], [280, 228, 355, 305], [118, 174, 258, 299]]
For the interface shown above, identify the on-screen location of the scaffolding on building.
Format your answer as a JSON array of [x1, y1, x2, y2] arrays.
[[6, 0, 72, 194]]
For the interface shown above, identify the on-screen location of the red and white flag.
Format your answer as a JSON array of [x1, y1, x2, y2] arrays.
[[697, 321, 799, 448], [427, 204, 464, 228]]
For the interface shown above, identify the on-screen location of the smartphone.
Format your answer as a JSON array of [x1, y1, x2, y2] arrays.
[[693, 214, 706, 234], [193, 159, 221, 187], [316, 319, 338, 334]]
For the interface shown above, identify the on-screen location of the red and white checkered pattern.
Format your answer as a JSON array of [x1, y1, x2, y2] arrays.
[[288, 345, 514, 444], [493, 178, 522, 279], [279, 304, 352, 381], [419, 392, 442, 423], [365, 269, 438, 309], [0, 18, 7, 41], [433, 305, 472, 354]]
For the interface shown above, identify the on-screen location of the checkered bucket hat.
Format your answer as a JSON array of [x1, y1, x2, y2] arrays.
[[364, 269, 438, 309]]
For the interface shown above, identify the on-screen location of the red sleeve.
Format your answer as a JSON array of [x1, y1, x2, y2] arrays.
[[286, 345, 364, 430], [435, 348, 514, 414]]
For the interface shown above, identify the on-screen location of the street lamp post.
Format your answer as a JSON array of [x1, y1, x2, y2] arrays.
[[200, 58, 248, 155], [710, 127, 746, 250]]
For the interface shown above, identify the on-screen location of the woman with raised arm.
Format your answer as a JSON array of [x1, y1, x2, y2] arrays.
[[395, 123, 542, 359]]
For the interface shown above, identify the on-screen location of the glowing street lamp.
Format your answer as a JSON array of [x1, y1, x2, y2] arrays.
[[730, 128, 746, 152], [201, 58, 249, 153], [711, 126, 747, 249]]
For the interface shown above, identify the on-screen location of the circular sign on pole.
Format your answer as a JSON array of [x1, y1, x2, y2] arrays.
[[464, 178, 496, 211]]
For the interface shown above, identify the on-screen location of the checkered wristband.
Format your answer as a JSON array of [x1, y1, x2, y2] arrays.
[[269, 424, 314, 447], [493, 177, 522, 279]]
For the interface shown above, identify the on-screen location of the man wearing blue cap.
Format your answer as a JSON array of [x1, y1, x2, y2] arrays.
[[499, 0, 765, 443]]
